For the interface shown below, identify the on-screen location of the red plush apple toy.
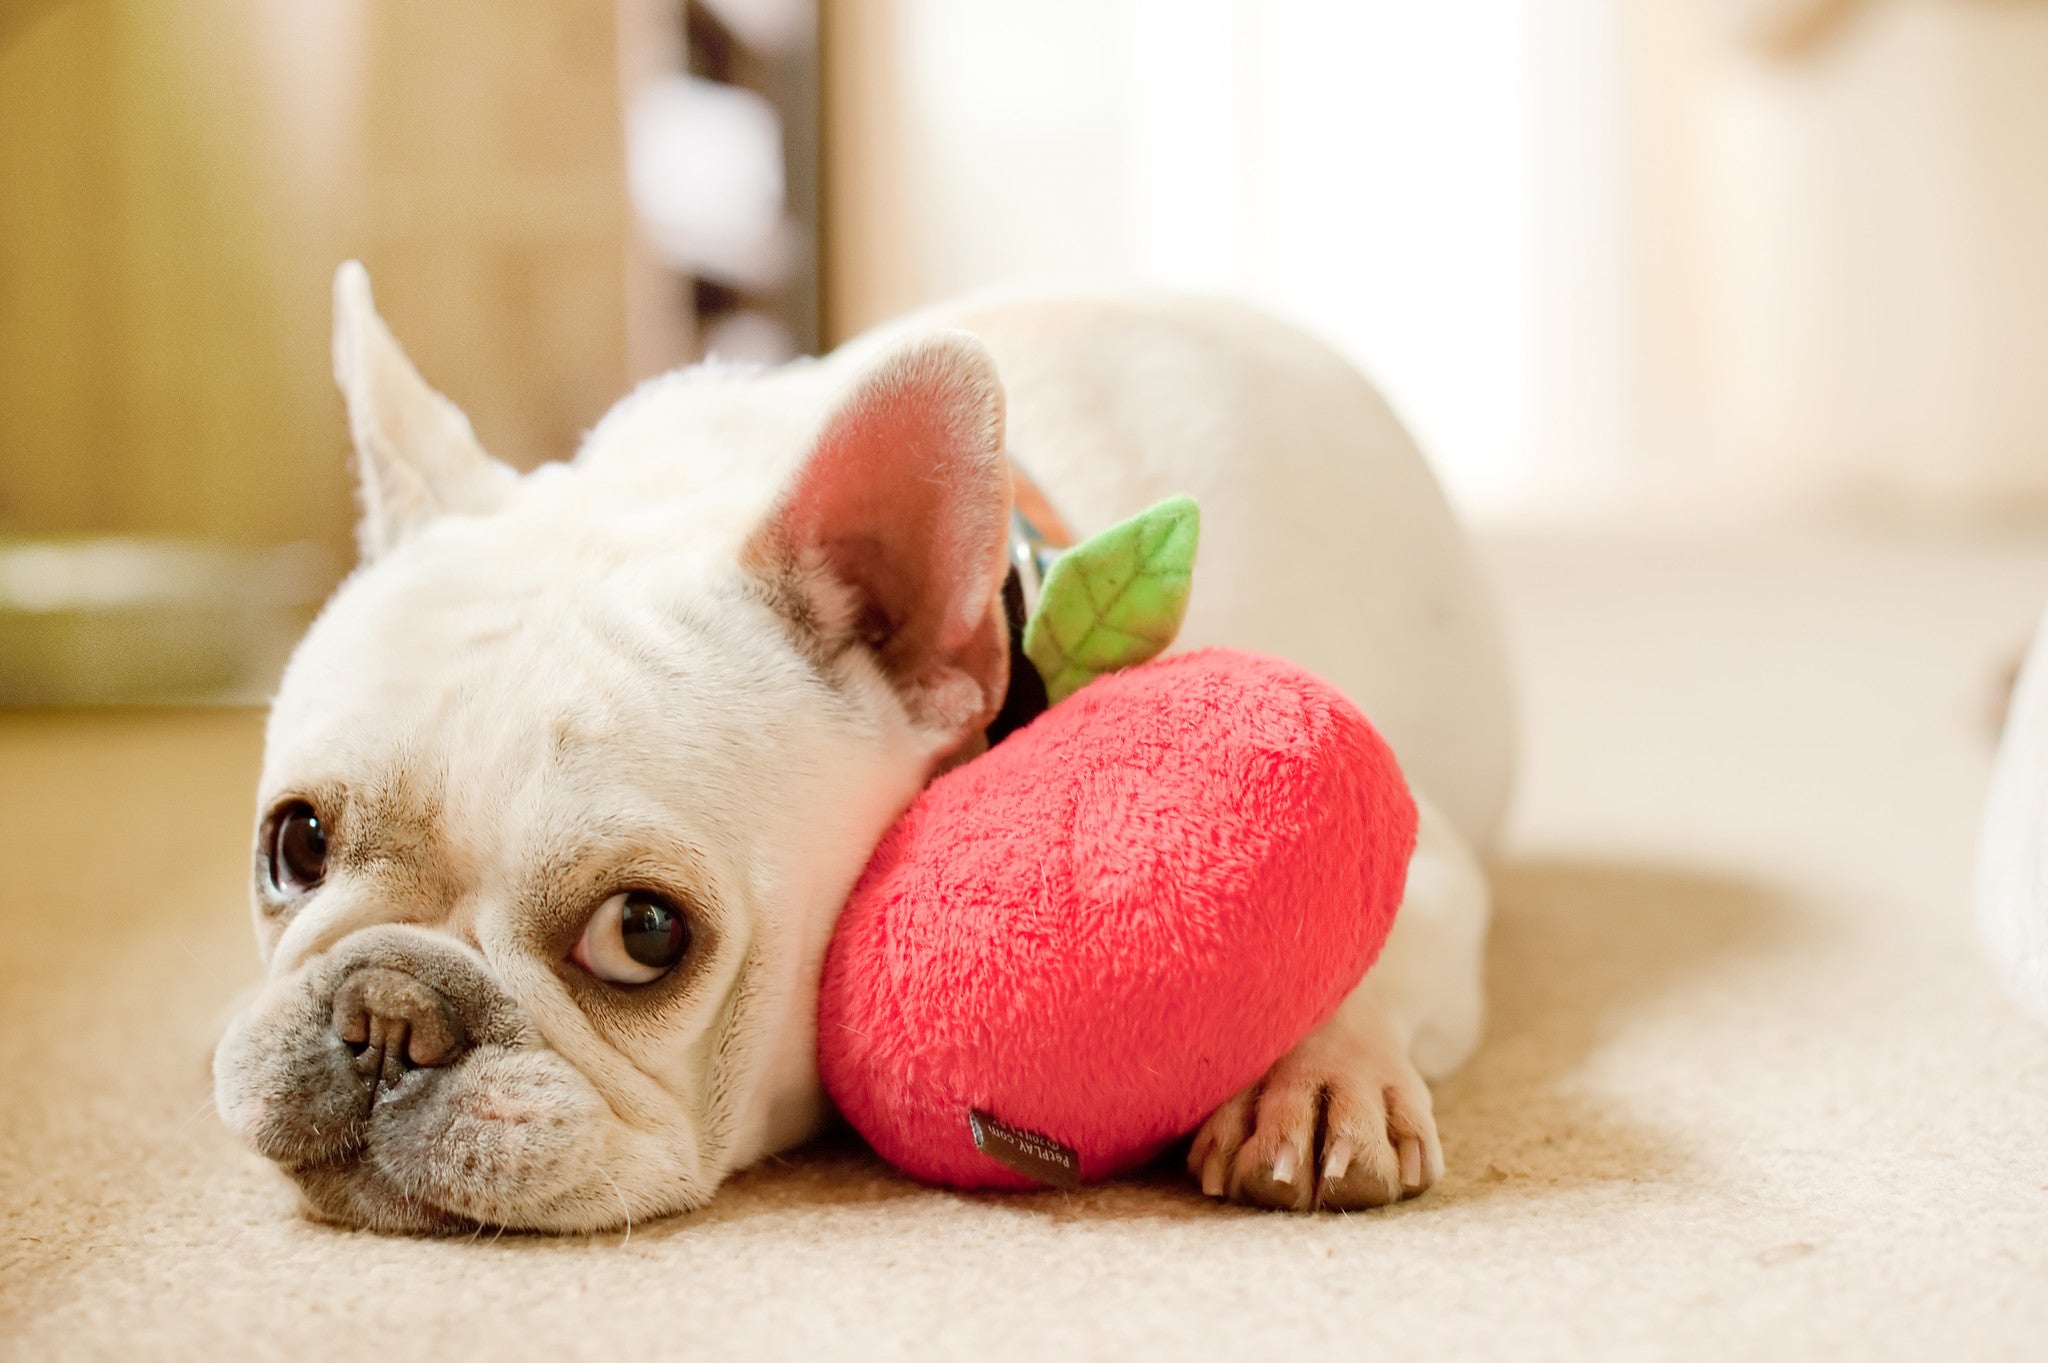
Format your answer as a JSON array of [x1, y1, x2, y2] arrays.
[[816, 647, 1416, 1191]]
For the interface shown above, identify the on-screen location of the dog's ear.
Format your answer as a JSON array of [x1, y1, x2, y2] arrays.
[[331, 261, 512, 560], [745, 331, 1014, 750]]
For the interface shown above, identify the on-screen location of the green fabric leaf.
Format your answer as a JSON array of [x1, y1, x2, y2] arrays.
[[1023, 495, 1200, 705]]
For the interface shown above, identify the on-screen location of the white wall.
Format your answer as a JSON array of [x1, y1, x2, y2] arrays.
[[827, 0, 1563, 518]]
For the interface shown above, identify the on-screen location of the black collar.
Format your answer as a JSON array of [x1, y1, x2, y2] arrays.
[[984, 567, 1048, 747]]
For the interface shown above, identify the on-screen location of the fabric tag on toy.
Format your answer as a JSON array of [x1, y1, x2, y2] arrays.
[[968, 1109, 1081, 1190], [1023, 495, 1200, 706]]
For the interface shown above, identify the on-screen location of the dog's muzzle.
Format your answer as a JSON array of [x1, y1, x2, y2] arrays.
[[214, 925, 591, 1234]]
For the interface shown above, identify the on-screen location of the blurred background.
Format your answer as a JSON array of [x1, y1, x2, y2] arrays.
[[4, 0, 2048, 701]]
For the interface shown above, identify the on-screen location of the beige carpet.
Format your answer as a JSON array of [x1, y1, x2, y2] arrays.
[[6, 533, 2048, 1361]]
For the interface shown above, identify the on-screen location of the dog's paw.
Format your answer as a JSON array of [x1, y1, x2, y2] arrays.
[[1185, 1016, 1443, 1212]]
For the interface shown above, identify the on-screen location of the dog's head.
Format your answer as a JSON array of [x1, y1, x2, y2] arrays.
[[213, 265, 1014, 1232]]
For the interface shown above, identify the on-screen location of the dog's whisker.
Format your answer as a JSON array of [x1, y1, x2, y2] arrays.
[[171, 1093, 218, 1137], [598, 1164, 632, 1245]]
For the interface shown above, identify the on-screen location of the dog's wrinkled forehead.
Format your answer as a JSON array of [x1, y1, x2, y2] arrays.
[[263, 514, 846, 878]]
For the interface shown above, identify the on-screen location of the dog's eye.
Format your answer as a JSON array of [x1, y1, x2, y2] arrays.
[[573, 891, 692, 986], [266, 800, 328, 895]]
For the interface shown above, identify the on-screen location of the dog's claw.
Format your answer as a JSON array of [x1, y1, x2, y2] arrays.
[[1399, 1136, 1423, 1191], [1321, 1137, 1354, 1185], [1269, 1147, 1298, 1187]]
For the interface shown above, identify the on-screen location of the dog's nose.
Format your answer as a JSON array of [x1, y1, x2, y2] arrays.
[[331, 967, 469, 1088]]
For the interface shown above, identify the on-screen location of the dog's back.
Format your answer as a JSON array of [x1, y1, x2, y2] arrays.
[[915, 294, 1515, 849]]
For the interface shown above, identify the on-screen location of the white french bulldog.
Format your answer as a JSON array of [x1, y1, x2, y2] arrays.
[[212, 263, 1514, 1232]]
